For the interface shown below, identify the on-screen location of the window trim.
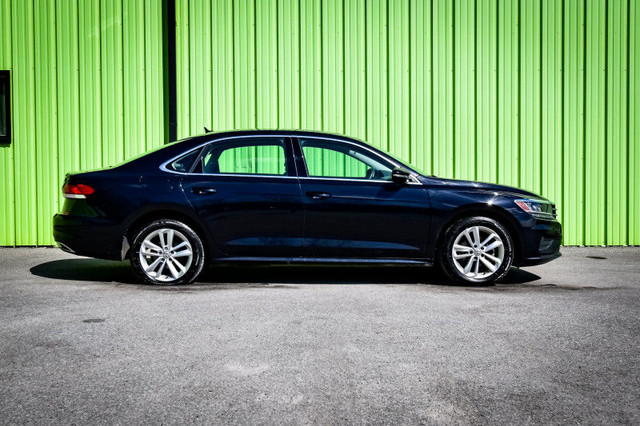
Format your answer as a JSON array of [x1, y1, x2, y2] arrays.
[[0, 70, 10, 144], [165, 147, 202, 173], [293, 136, 421, 185], [160, 135, 296, 178], [200, 139, 290, 176], [298, 138, 395, 182], [159, 133, 420, 184]]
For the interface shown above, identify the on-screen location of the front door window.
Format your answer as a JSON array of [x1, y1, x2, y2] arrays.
[[299, 139, 394, 181]]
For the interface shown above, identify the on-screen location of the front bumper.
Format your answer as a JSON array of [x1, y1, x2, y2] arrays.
[[517, 250, 562, 266], [514, 218, 562, 266]]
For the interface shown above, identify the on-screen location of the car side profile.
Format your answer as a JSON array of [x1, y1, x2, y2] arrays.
[[53, 130, 561, 285]]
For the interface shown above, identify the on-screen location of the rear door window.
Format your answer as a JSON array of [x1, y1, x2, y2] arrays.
[[195, 137, 292, 176]]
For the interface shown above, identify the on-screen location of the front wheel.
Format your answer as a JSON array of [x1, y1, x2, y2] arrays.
[[439, 216, 514, 284], [130, 219, 205, 285]]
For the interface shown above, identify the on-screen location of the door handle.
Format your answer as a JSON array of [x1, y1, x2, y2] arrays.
[[306, 191, 331, 200], [192, 187, 217, 195]]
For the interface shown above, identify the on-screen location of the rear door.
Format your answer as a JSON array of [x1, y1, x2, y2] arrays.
[[180, 136, 304, 257], [294, 137, 431, 259]]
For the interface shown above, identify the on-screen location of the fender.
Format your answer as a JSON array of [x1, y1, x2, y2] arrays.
[[426, 188, 525, 261]]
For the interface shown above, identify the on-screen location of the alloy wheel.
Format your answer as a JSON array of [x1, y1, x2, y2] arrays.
[[138, 228, 194, 283], [451, 225, 505, 280]]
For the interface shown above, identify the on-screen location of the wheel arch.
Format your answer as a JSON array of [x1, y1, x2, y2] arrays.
[[123, 206, 212, 260], [433, 204, 522, 262]]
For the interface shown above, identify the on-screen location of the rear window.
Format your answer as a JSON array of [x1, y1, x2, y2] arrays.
[[116, 141, 182, 167]]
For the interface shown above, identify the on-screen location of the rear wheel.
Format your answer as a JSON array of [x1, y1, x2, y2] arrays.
[[130, 219, 205, 285], [439, 216, 513, 284]]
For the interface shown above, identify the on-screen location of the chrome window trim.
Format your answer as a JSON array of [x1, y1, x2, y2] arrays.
[[183, 172, 298, 180], [296, 136, 421, 185], [159, 133, 422, 185], [159, 135, 294, 177], [298, 176, 419, 185]]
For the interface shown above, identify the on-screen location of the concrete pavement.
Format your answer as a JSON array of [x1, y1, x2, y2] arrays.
[[0, 247, 638, 425]]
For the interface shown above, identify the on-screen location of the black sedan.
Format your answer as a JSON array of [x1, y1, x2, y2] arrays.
[[53, 130, 561, 285]]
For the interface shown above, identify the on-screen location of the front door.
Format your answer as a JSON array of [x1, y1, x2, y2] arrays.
[[295, 137, 431, 259], [181, 136, 304, 257]]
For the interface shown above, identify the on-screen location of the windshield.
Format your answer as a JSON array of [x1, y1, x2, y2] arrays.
[[370, 144, 434, 177]]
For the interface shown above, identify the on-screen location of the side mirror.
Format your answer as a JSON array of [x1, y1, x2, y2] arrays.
[[391, 167, 411, 184]]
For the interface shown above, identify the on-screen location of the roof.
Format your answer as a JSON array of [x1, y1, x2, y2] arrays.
[[179, 129, 363, 145]]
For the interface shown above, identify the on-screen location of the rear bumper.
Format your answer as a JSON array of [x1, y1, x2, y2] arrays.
[[53, 213, 125, 260]]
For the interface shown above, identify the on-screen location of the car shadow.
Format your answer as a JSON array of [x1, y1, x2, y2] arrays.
[[29, 258, 541, 287], [30, 259, 139, 284]]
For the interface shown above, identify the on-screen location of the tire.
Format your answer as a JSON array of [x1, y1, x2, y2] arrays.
[[130, 219, 205, 285], [438, 216, 514, 285]]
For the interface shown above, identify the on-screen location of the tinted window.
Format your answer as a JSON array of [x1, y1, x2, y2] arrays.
[[300, 139, 393, 181], [197, 138, 290, 176], [169, 148, 200, 172]]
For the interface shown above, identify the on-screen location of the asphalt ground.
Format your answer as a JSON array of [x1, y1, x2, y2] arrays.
[[0, 247, 638, 425]]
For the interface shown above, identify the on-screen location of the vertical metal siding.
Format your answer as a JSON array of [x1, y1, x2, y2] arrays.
[[0, 0, 166, 246], [585, 0, 607, 245], [476, 0, 498, 184], [175, 0, 639, 246], [1, 0, 638, 247], [606, 0, 629, 245], [497, 0, 519, 189], [366, 0, 388, 152], [409, 0, 431, 175], [11, 0, 37, 245], [454, 0, 475, 181], [0, 0, 15, 245], [631, 0, 640, 245], [562, 0, 585, 245]]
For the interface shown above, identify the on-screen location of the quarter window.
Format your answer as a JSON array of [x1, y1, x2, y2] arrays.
[[0, 71, 10, 144], [196, 138, 290, 176], [169, 148, 201, 172], [300, 139, 393, 181]]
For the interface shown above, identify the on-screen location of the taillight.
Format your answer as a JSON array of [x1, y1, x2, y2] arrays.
[[63, 183, 95, 199]]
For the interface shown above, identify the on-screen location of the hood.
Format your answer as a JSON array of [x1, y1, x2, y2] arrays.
[[427, 177, 547, 201]]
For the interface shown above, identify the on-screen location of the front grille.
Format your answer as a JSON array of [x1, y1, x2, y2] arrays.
[[540, 202, 556, 219]]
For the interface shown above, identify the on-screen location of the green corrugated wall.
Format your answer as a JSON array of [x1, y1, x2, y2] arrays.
[[176, 0, 640, 246], [0, 0, 638, 247], [0, 0, 166, 246]]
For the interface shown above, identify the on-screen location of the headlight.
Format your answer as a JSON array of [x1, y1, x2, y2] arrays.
[[514, 199, 556, 219]]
